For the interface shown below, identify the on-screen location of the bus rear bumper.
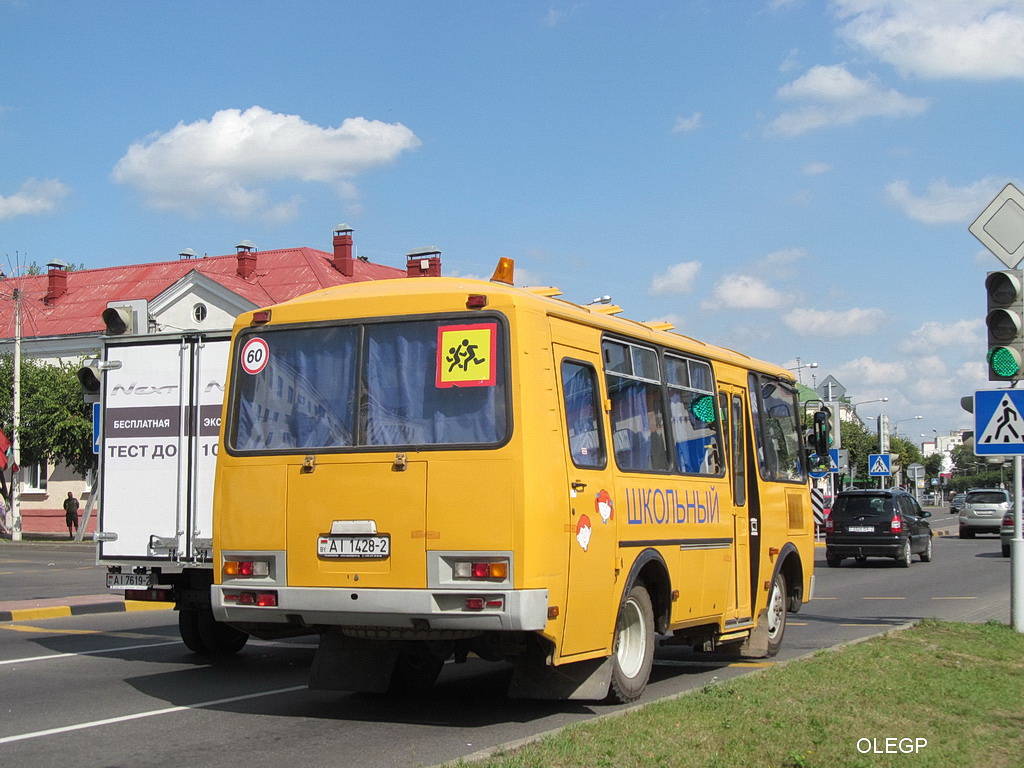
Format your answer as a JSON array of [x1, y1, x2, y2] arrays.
[[211, 585, 550, 633]]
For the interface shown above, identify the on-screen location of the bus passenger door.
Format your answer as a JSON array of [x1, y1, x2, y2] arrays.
[[555, 346, 617, 657], [721, 386, 752, 622]]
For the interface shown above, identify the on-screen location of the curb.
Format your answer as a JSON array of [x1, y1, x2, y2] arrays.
[[0, 594, 174, 623]]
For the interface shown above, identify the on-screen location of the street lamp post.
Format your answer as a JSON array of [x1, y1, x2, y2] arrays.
[[788, 357, 818, 384], [893, 415, 923, 437]]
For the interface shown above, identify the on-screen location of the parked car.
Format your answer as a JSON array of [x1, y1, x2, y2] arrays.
[[1001, 511, 1014, 558], [950, 493, 966, 516], [959, 488, 1010, 538], [825, 488, 933, 568]]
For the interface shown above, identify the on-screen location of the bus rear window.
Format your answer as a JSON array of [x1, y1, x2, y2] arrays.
[[229, 318, 508, 452]]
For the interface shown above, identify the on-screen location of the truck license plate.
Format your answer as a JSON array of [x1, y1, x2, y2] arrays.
[[106, 573, 153, 590], [318, 535, 390, 558]]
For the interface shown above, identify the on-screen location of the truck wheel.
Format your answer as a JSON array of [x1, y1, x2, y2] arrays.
[[607, 585, 655, 704], [179, 608, 248, 655], [197, 609, 249, 655], [178, 609, 207, 653]]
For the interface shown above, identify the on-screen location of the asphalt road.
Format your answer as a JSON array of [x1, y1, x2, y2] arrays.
[[0, 511, 1014, 768]]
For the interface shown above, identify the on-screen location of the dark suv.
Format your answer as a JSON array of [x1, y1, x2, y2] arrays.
[[825, 489, 933, 568]]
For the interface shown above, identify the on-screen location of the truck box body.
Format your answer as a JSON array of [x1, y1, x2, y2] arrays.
[[99, 333, 228, 568]]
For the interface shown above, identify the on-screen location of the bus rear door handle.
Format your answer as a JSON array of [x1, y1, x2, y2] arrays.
[[571, 481, 587, 492]]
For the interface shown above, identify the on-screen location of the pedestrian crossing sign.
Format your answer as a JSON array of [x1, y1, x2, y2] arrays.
[[975, 389, 1024, 455], [868, 453, 891, 476]]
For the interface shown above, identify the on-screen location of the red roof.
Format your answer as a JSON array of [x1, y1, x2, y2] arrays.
[[0, 246, 408, 340]]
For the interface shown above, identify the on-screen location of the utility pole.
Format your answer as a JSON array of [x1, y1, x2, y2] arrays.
[[11, 286, 21, 541]]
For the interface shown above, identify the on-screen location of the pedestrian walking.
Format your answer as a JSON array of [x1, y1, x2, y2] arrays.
[[63, 492, 80, 539]]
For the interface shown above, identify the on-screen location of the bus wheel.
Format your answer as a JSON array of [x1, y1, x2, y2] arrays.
[[765, 572, 787, 657], [390, 643, 447, 692], [607, 585, 655, 704]]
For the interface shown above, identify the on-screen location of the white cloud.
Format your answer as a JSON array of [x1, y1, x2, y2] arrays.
[[759, 247, 808, 267], [650, 261, 701, 294], [672, 113, 703, 133], [803, 162, 831, 175], [898, 318, 984, 354], [833, 355, 909, 384], [703, 273, 791, 309], [782, 306, 887, 334], [111, 106, 421, 220], [0, 178, 69, 220], [885, 177, 1009, 224], [834, 0, 1024, 80], [766, 64, 929, 137]]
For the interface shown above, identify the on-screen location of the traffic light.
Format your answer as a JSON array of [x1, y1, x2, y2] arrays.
[[102, 306, 134, 335], [985, 269, 1024, 380]]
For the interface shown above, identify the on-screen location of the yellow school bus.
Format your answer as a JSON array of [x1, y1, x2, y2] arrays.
[[212, 260, 823, 702]]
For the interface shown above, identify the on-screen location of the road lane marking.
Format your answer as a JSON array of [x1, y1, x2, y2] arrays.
[[862, 597, 905, 600], [932, 596, 977, 600], [0, 640, 183, 665], [0, 685, 308, 745]]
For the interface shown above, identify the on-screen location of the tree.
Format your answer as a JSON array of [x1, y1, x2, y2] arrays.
[[0, 354, 95, 482], [947, 442, 1008, 492]]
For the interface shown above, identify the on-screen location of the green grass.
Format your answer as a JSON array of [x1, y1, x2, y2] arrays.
[[445, 621, 1024, 768]]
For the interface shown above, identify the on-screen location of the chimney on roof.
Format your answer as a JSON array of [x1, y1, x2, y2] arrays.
[[236, 240, 257, 279], [45, 259, 69, 304], [332, 224, 354, 277], [406, 247, 442, 278]]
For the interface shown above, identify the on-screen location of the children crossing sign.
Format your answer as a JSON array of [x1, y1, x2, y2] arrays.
[[868, 453, 891, 476], [975, 389, 1024, 455]]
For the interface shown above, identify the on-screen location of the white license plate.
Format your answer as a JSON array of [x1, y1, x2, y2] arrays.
[[318, 535, 390, 558], [106, 573, 153, 590], [847, 525, 875, 533]]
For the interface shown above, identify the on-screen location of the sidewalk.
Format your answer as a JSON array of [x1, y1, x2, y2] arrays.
[[0, 594, 173, 622], [0, 536, 175, 622]]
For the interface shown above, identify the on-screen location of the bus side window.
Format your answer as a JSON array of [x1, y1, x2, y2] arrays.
[[603, 340, 670, 472], [561, 360, 606, 468]]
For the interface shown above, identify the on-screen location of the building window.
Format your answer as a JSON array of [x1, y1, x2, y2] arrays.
[[193, 303, 208, 323], [22, 460, 48, 492]]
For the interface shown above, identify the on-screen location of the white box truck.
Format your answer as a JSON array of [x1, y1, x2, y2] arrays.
[[95, 331, 248, 653]]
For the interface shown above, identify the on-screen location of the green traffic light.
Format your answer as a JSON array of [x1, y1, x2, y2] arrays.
[[988, 345, 1022, 377]]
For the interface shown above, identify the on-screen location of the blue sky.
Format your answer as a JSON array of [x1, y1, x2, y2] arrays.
[[3, 0, 1024, 446]]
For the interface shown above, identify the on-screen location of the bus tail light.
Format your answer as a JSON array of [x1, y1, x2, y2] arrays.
[[452, 559, 508, 581], [223, 560, 270, 578]]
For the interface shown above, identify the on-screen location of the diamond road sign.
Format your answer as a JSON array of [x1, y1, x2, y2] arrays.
[[970, 184, 1024, 268]]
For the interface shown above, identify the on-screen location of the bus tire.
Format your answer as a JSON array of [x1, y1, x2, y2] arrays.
[[765, 571, 787, 657], [607, 585, 655, 704], [389, 643, 447, 692]]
